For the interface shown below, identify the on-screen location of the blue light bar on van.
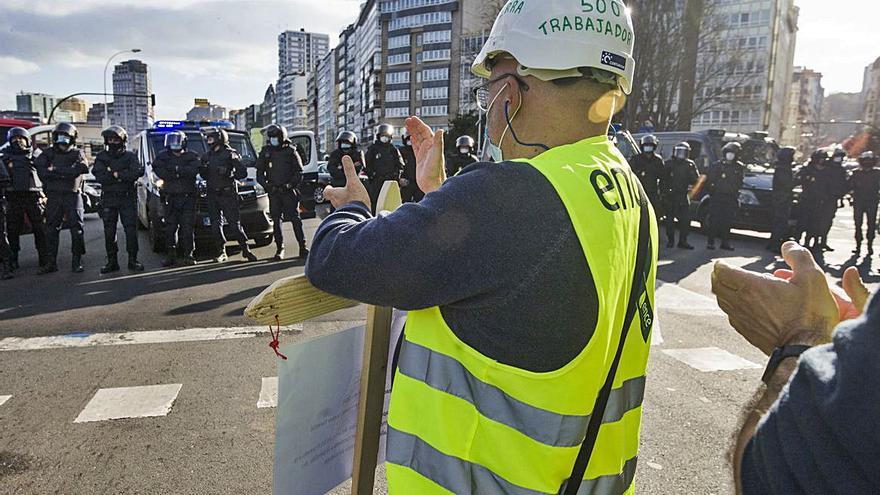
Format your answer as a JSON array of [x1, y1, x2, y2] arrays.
[[154, 120, 186, 131], [152, 120, 236, 132]]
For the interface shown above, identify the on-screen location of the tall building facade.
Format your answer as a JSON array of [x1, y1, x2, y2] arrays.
[[87, 103, 113, 125], [691, 0, 799, 139], [781, 67, 824, 155], [862, 57, 880, 128], [59, 97, 91, 123], [277, 29, 330, 130], [16, 92, 56, 123], [311, 50, 337, 153], [185, 99, 228, 121], [112, 59, 153, 135]]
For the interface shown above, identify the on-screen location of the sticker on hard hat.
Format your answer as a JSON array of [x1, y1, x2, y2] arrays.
[[601, 51, 626, 71]]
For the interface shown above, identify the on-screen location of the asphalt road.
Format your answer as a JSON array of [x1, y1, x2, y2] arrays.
[[0, 205, 873, 494]]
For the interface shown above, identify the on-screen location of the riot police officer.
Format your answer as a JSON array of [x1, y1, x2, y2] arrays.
[[365, 123, 404, 210], [328, 131, 365, 188], [199, 126, 257, 263], [628, 134, 664, 212], [661, 142, 700, 249], [768, 146, 796, 254], [815, 148, 848, 252], [398, 131, 423, 203], [795, 149, 826, 246], [849, 151, 880, 255], [256, 124, 308, 261], [446, 135, 479, 177], [2, 127, 47, 271], [93, 126, 145, 273], [706, 142, 745, 251], [35, 123, 90, 274], [0, 145, 10, 280], [154, 131, 200, 267]]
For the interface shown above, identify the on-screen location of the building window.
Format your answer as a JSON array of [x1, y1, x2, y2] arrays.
[[421, 49, 451, 62], [418, 105, 448, 117], [388, 35, 410, 49], [386, 71, 410, 84], [388, 53, 411, 66], [421, 67, 449, 81], [422, 86, 448, 100], [389, 11, 452, 30], [386, 89, 410, 102], [421, 30, 451, 45], [386, 107, 411, 118], [382, 0, 454, 12]]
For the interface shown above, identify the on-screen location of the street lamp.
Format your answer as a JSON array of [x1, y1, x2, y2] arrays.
[[104, 48, 141, 127]]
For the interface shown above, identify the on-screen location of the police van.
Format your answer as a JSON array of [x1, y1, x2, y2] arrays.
[[634, 129, 792, 233], [131, 120, 274, 253]]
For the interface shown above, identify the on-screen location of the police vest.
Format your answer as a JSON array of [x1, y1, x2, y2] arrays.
[[386, 135, 659, 495]]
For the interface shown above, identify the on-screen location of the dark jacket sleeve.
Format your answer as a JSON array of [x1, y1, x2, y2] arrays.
[[120, 153, 144, 183], [153, 154, 171, 181], [92, 154, 112, 185], [306, 163, 528, 309], [34, 151, 51, 182], [181, 153, 200, 179], [198, 154, 209, 178], [255, 149, 269, 188], [740, 295, 880, 494], [392, 146, 405, 178], [231, 151, 248, 181]]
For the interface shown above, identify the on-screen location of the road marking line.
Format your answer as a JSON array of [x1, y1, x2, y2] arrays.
[[662, 347, 761, 372], [0, 325, 302, 352], [257, 377, 278, 409], [651, 317, 663, 346], [655, 282, 722, 315], [74, 384, 182, 423], [0, 395, 10, 407]]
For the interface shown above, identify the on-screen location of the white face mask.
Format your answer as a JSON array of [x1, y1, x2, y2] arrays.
[[482, 82, 515, 163], [833, 156, 843, 163], [340, 143, 352, 150], [459, 147, 470, 154], [269, 137, 280, 147], [380, 136, 390, 144], [725, 152, 736, 162], [643, 146, 654, 153]]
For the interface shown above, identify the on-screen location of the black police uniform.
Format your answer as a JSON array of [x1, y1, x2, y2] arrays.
[[154, 150, 201, 260], [328, 148, 365, 188], [35, 146, 90, 269], [365, 141, 404, 209], [661, 157, 700, 247], [706, 159, 745, 249], [1, 148, 47, 268], [0, 157, 11, 278], [255, 140, 307, 254], [399, 143, 423, 203], [849, 166, 880, 251], [446, 151, 478, 178], [815, 160, 848, 249], [795, 161, 821, 244], [93, 149, 144, 263], [770, 152, 795, 251], [200, 145, 251, 256], [629, 151, 664, 212]]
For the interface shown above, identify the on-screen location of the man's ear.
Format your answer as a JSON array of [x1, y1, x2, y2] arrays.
[[588, 88, 626, 123]]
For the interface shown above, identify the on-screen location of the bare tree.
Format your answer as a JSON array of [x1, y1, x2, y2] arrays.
[[480, 0, 507, 28], [623, 0, 757, 131]]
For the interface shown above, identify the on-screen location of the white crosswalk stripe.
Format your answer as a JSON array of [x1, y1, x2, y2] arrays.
[[257, 377, 278, 409], [662, 347, 761, 372], [74, 384, 183, 423], [0, 395, 11, 407]]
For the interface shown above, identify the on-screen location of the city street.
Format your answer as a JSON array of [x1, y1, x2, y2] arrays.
[[0, 207, 874, 494]]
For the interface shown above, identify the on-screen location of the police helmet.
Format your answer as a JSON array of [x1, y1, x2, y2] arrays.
[[52, 122, 78, 147], [101, 125, 128, 148], [810, 149, 828, 164], [402, 130, 412, 145], [164, 131, 187, 151], [860, 151, 876, 166], [722, 142, 742, 155], [376, 123, 394, 141], [202, 126, 228, 146], [832, 148, 847, 160], [776, 146, 796, 164], [640, 135, 658, 147], [672, 142, 691, 159], [456, 135, 475, 150], [6, 127, 31, 150], [336, 130, 358, 148], [264, 124, 288, 141]]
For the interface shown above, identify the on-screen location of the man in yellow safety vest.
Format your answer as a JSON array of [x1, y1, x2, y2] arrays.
[[306, 1, 658, 493]]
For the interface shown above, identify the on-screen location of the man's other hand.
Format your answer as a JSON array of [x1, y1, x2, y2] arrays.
[[712, 241, 839, 355], [773, 265, 869, 321], [405, 116, 445, 194], [325, 155, 371, 210]]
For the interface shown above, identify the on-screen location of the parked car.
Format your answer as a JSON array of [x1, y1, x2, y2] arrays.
[[633, 129, 794, 233], [132, 120, 274, 253]]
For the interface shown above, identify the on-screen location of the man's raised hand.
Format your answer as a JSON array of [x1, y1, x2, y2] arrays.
[[405, 116, 445, 194], [324, 155, 371, 210]]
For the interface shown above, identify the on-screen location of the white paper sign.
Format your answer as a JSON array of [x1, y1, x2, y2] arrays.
[[274, 311, 407, 495]]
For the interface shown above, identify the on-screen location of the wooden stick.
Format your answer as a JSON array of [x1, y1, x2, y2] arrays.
[[351, 180, 402, 495], [245, 273, 358, 326]]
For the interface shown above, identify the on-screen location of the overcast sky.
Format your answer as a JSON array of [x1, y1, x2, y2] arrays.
[[0, 0, 875, 121]]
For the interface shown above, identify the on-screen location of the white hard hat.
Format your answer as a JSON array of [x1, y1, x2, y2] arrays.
[[472, 0, 635, 94]]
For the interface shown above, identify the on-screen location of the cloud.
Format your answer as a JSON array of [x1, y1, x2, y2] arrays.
[[0, 57, 39, 76]]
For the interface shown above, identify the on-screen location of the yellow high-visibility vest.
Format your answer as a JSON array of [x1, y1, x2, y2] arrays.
[[385, 135, 658, 495]]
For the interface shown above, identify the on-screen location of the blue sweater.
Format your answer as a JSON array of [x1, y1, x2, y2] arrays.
[[305, 160, 599, 373], [741, 294, 880, 492]]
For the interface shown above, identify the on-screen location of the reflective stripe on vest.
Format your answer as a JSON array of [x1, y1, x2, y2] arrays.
[[386, 135, 658, 495]]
